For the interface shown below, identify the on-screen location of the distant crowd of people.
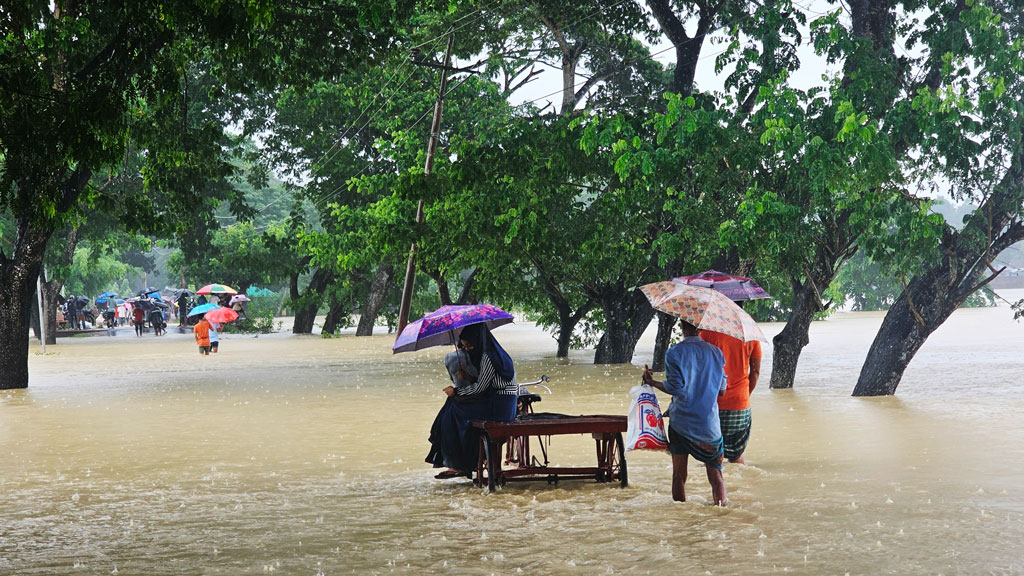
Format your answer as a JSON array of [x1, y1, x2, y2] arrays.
[[59, 290, 247, 335]]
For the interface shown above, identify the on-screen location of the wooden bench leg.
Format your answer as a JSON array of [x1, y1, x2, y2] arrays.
[[482, 433, 503, 492]]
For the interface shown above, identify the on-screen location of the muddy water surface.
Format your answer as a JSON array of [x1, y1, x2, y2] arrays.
[[3, 295, 1024, 575]]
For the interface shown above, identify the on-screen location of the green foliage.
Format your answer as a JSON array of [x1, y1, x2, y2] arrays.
[[63, 246, 139, 299], [171, 221, 297, 293]]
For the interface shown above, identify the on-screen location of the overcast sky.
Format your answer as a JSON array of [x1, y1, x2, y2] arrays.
[[506, 0, 841, 109]]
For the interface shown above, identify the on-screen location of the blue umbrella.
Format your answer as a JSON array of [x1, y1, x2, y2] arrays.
[[187, 303, 220, 317], [95, 291, 119, 304]]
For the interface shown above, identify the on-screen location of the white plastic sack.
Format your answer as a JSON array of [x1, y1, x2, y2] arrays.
[[626, 384, 669, 451]]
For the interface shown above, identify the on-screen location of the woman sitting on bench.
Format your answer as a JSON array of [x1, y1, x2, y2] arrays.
[[426, 323, 518, 479]]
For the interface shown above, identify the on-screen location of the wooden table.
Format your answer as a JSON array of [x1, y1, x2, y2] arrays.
[[472, 415, 628, 492]]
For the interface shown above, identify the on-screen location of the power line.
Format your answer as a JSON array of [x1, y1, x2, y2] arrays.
[[310, 1, 641, 210], [311, 73, 481, 211]]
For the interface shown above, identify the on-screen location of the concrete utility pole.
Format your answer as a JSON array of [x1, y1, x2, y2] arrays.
[[396, 33, 456, 335], [36, 269, 46, 354]]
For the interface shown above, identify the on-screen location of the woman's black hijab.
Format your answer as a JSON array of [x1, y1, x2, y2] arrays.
[[459, 324, 515, 380]]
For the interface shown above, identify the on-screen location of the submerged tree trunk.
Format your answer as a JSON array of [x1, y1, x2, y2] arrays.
[[541, 279, 594, 358], [593, 288, 655, 364], [0, 228, 51, 390], [651, 312, 678, 372], [554, 303, 593, 358], [854, 181, 1024, 396], [769, 282, 821, 389], [322, 299, 347, 335], [852, 279, 946, 396], [290, 267, 333, 334], [41, 283, 60, 344], [356, 263, 393, 336]]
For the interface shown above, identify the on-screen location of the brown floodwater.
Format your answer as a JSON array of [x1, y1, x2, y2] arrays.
[[3, 292, 1024, 575]]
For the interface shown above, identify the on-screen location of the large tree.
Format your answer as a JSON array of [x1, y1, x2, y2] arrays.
[[853, 0, 1024, 395]]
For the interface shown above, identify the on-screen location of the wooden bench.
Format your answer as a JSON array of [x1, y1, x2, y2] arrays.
[[472, 414, 628, 492]]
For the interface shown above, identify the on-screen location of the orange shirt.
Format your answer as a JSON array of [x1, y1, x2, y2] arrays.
[[193, 320, 211, 347], [701, 330, 761, 411]]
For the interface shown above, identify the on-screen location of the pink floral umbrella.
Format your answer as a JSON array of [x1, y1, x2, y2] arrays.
[[639, 281, 767, 343]]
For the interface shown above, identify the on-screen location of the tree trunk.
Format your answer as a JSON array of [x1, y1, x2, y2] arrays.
[[0, 229, 50, 390], [852, 282, 941, 396], [540, 279, 594, 358], [854, 181, 1024, 395], [291, 267, 333, 334], [426, 269, 453, 307], [42, 283, 60, 344], [769, 282, 821, 389], [593, 289, 655, 364], [37, 226, 78, 345], [357, 263, 393, 336], [647, 0, 713, 96], [554, 300, 594, 358], [322, 299, 347, 335], [651, 312, 678, 372]]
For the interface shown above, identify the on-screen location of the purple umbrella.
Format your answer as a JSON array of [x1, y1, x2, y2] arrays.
[[392, 304, 515, 354], [672, 270, 771, 302]]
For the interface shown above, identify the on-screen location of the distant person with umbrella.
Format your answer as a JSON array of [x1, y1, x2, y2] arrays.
[[66, 294, 79, 330], [132, 302, 146, 336], [175, 290, 192, 326], [148, 303, 166, 336], [193, 317, 212, 355], [230, 294, 250, 320]]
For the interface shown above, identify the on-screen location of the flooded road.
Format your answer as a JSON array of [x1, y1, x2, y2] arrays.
[[3, 293, 1024, 574]]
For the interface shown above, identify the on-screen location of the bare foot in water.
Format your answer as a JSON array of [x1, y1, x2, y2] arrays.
[[729, 456, 745, 464]]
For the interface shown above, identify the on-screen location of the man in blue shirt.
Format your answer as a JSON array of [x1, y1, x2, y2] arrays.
[[642, 320, 728, 505]]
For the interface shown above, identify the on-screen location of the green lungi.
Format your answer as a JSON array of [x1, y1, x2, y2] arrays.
[[720, 408, 751, 461]]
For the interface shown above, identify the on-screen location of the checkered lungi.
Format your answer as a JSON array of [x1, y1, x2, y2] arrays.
[[668, 426, 724, 469], [720, 408, 752, 461]]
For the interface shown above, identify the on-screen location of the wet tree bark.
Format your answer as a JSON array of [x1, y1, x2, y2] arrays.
[[854, 169, 1024, 395], [770, 238, 853, 389], [769, 282, 822, 389], [542, 279, 595, 358], [650, 312, 677, 372], [356, 263, 393, 336], [290, 267, 333, 334], [593, 288, 656, 364], [37, 226, 79, 345], [0, 229, 51, 389], [41, 286, 60, 344], [426, 269, 453, 307], [322, 299, 347, 335]]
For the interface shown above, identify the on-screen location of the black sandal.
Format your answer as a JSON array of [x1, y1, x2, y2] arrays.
[[434, 469, 465, 479]]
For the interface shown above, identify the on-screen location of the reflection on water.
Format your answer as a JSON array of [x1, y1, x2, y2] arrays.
[[3, 295, 1024, 574]]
